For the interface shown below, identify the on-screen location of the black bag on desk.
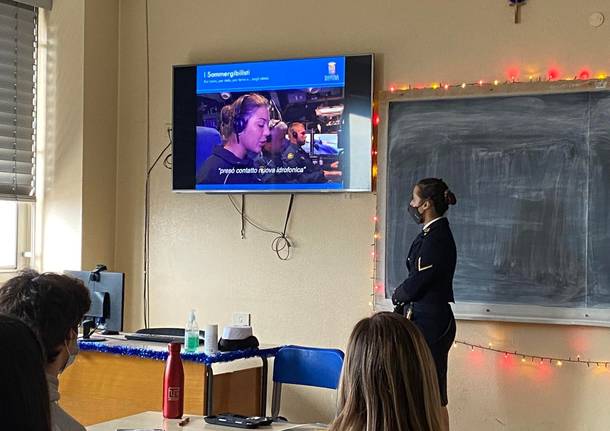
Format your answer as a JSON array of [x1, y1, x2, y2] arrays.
[[204, 413, 272, 429], [218, 335, 259, 352]]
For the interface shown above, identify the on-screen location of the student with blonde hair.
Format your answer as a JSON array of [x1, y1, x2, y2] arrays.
[[330, 312, 445, 431]]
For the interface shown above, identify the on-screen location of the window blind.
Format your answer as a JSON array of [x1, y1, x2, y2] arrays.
[[0, 0, 36, 201], [15, 1, 51, 10]]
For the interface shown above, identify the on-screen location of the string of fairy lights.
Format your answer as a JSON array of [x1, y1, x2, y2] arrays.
[[369, 69, 610, 369], [453, 340, 610, 369], [385, 68, 608, 94]]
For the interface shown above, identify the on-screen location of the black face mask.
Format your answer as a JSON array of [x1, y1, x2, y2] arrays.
[[408, 203, 424, 224]]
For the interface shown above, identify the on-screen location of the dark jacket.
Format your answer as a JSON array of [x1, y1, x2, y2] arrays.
[[253, 150, 292, 184], [196, 146, 258, 185], [281, 143, 326, 183], [392, 217, 456, 305]]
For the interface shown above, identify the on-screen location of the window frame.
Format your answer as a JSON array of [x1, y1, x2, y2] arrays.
[[0, 1, 38, 278], [0, 201, 32, 274]]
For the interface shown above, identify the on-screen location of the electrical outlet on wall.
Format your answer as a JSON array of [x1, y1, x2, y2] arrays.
[[232, 312, 251, 326]]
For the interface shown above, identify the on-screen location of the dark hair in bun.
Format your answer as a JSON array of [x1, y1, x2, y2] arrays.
[[416, 178, 456, 215]]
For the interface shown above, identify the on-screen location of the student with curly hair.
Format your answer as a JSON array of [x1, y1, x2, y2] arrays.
[[0, 270, 91, 431]]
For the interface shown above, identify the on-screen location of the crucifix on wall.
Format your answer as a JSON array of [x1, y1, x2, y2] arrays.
[[509, 0, 527, 23]]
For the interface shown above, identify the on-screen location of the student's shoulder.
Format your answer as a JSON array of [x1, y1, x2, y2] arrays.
[[50, 402, 86, 431]]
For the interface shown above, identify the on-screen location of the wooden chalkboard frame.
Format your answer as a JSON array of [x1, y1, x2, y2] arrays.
[[375, 78, 610, 327]]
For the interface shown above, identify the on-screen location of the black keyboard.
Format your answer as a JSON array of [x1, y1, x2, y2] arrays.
[[124, 333, 185, 344]]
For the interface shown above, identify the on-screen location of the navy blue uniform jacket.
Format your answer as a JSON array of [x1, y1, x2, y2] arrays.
[[393, 217, 456, 304], [196, 146, 258, 185], [282, 143, 326, 183]]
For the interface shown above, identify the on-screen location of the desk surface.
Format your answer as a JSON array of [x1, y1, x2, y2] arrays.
[[86, 411, 328, 431], [78, 335, 280, 365]]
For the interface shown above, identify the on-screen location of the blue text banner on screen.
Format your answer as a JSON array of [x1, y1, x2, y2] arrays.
[[195, 183, 344, 191], [196, 57, 346, 93]]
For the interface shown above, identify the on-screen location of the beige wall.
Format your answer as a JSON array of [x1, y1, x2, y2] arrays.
[[82, 0, 119, 270], [115, 0, 148, 330], [39, 0, 84, 271], [38, 0, 118, 273], [40, 0, 610, 429]]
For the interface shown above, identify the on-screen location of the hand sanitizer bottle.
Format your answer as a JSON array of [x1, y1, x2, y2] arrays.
[[184, 309, 199, 353]]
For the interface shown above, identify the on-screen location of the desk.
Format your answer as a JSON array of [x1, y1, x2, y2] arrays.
[[86, 411, 328, 431], [60, 336, 279, 426]]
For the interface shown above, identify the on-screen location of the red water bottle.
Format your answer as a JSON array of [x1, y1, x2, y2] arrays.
[[163, 342, 184, 418]]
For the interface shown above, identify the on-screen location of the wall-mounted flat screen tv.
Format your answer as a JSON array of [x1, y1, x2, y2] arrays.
[[172, 54, 373, 193]]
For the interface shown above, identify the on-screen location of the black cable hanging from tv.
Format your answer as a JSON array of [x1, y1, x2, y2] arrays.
[[227, 194, 294, 261], [144, 129, 172, 330]]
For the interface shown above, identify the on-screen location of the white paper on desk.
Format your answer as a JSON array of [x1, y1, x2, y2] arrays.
[[116, 428, 162, 431], [282, 425, 328, 430]]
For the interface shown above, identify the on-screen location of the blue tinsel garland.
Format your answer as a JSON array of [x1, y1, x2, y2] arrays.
[[78, 341, 281, 365]]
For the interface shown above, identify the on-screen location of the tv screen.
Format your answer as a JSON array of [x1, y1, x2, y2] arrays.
[[172, 54, 373, 193]]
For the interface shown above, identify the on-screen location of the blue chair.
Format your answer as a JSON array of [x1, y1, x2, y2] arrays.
[[195, 126, 222, 172], [271, 345, 344, 419]]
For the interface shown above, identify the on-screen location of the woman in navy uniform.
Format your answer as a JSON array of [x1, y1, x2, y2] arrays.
[[197, 93, 271, 185], [392, 177, 457, 430]]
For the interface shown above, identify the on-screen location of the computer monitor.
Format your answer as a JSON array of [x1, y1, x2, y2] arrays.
[[304, 133, 340, 155], [65, 268, 125, 336]]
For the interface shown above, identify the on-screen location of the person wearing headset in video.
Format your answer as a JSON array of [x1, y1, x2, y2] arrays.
[[282, 122, 340, 183], [391, 177, 458, 431], [196, 93, 271, 185], [253, 120, 291, 183]]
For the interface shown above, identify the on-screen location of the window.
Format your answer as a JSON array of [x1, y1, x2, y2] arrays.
[[0, 201, 17, 268], [0, 0, 37, 272]]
